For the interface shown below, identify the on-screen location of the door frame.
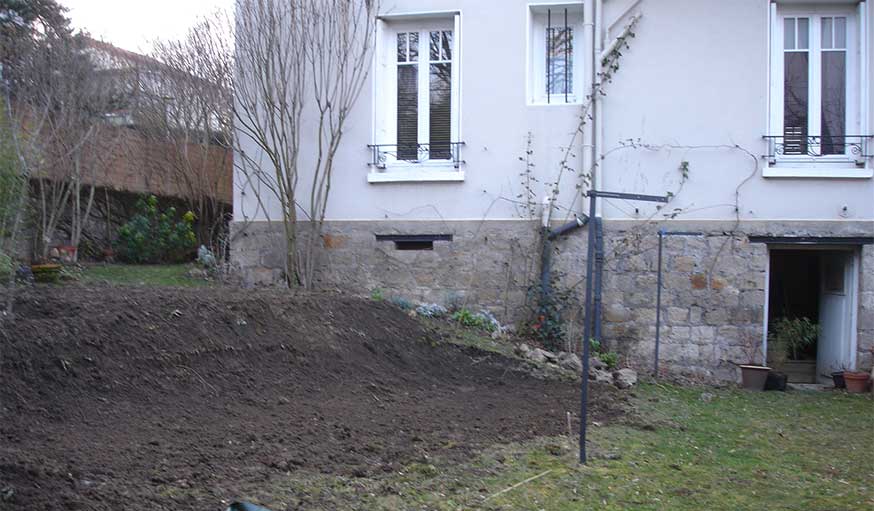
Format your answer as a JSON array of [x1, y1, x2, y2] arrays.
[[763, 244, 860, 371]]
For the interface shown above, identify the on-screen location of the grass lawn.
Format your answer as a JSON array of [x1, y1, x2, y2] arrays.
[[243, 383, 872, 510], [76, 263, 213, 287]]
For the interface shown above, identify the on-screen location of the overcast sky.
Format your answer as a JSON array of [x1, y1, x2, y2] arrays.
[[61, 0, 234, 54]]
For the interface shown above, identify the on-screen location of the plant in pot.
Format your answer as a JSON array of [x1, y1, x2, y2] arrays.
[[768, 317, 818, 383]]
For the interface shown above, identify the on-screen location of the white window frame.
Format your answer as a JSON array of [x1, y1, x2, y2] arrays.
[[527, 3, 585, 106], [766, 2, 871, 178], [370, 12, 462, 183]]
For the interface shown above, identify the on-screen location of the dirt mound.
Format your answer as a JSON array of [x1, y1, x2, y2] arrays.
[[0, 286, 623, 510]]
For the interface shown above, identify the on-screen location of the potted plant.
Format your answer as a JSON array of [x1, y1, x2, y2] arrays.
[[843, 371, 870, 394], [831, 368, 847, 389], [768, 317, 818, 383]]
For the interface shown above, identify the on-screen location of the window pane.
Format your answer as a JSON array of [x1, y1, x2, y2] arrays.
[[834, 17, 846, 49], [784, 18, 795, 50], [429, 63, 452, 159], [822, 17, 833, 49], [430, 31, 440, 61], [397, 65, 419, 160], [797, 18, 809, 49], [547, 27, 573, 95], [783, 52, 809, 155], [441, 31, 453, 61], [409, 32, 419, 61], [397, 33, 407, 62], [821, 51, 846, 155]]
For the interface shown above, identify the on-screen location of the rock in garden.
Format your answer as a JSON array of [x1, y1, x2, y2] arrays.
[[590, 357, 607, 370], [558, 352, 582, 373], [514, 343, 532, 357], [613, 368, 638, 389], [589, 368, 613, 384], [527, 348, 549, 364]]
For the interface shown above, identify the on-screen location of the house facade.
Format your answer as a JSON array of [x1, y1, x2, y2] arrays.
[[232, 0, 874, 383]]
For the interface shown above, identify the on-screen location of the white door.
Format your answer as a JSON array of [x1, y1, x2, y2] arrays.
[[817, 251, 854, 383]]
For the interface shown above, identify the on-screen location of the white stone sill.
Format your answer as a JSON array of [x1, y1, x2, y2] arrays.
[[367, 167, 465, 183], [762, 167, 873, 179]]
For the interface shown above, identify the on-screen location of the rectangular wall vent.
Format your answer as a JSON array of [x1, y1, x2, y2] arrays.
[[375, 234, 453, 251]]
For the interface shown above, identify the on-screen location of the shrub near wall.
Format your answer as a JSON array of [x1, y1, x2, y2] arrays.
[[117, 195, 197, 263]]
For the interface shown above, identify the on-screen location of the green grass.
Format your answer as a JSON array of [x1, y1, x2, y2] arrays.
[[230, 383, 872, 511], [76, 263, 212, 287]]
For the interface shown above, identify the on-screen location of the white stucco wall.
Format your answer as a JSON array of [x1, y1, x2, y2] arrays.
[[234, 0, 874, 226]]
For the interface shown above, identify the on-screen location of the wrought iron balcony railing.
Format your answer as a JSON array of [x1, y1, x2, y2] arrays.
[[763, 135, 873, 164], [367, 142, 465, 169]]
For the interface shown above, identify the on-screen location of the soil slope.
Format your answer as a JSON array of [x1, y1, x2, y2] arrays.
[[0, 286, 620, 510]]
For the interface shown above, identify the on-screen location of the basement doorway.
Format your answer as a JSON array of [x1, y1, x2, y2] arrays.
[[766, 247, 859, 384]]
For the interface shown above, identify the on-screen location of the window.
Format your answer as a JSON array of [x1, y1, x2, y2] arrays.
[[528, 4, 584, 105], [767, 3, 870, 176], [370, 14, 462, 181]]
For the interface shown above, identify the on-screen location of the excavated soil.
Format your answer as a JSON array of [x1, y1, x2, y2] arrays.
[[0, 286, 624, 510]]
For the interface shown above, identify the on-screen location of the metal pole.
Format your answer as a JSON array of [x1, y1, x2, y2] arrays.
[[580, 192, 597, 464], [654, 229, 664, 377]]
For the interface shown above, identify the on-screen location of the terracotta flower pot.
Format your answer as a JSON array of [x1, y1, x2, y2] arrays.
[[740, 365, 771, 391], [843, 372, 870, 394]]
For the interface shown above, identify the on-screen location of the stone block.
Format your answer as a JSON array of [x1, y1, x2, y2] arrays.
[[667, 307, 689, 325]]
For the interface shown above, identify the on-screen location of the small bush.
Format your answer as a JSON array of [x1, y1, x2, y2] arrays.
[[370, 288, 384, 301], [117, 196, 197, 264], [600, 352, 619, 370], [452, 308, 497, 332], [0, 251, 13, 280], [415, 303, 448, 318], [389, 296, 414, 310]]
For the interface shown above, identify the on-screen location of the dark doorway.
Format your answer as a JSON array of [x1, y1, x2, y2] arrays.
[[768, 248, 857, 384], [768, 250, 820, 382]]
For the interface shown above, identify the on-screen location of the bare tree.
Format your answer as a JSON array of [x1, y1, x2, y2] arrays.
[[6, 32, 121, 262], [235, 0, 379, 288], [134, 10, 234, 249]]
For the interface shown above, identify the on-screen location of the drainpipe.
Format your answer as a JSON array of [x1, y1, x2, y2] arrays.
[[540, 196, 588, 302], [582, 0, 595, 216], [594, 0, 604, 217]]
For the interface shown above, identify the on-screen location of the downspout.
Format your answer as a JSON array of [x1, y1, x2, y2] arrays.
[[594, 0, 604, 218], [582, 0, 595, 214], [592, 0, 605, 344], [540, 201, 588, 301]]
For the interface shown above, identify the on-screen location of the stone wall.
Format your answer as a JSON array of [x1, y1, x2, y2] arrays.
[[230, 219, 874, 381]]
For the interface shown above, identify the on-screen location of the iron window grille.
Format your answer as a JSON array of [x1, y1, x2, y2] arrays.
[[546, 8, 572, 104], [367, 142, 465, 169], [763, 135, 873, 164]]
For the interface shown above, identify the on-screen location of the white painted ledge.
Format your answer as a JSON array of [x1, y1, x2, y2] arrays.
[[762, 167, 874, 179], [367, 169, 465, 183]]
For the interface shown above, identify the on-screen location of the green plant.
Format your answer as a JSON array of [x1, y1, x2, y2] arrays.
[[370, 288, 384, 301], [116, 196, 197, 264], [0, 251, 14, 279], [389, 296, 413, 310], [452, 309, 497, 332], [600, 352, 619, 370], [769, 317, 818, 361]]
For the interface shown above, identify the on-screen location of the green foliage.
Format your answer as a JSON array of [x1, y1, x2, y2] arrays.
[[769, 316, 819, 360], [0, 250, 13, 279], [451, 308, 497, 332], [389, 296, 413, 310], [600, 351, 619, 370], [528, 279, 578, 352], [370, 288, 384, 301], [116, 196, 197, 264]]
